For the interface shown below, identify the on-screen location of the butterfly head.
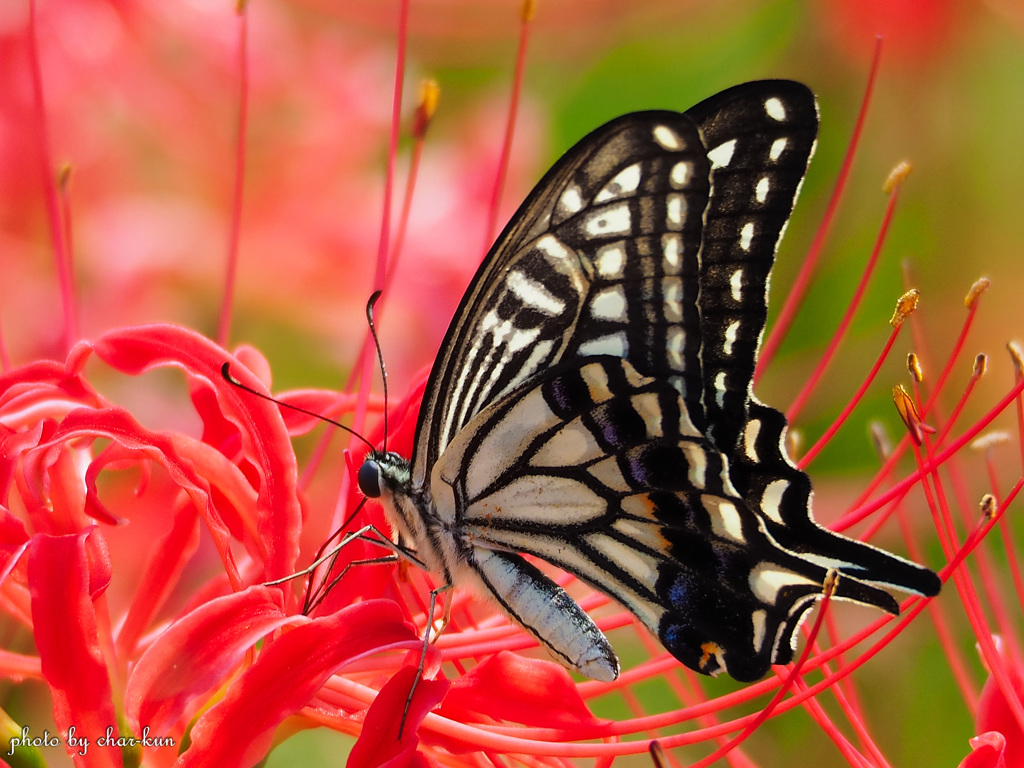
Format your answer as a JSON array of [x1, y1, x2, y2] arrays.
[[357, 450, 411, 500]]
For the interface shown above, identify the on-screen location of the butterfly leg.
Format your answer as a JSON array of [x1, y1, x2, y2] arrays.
[[400, 581, 452, 739], [261, 523, 425, 613]]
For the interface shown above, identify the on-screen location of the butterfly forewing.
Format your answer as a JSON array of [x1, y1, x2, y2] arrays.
[[371, 80, 941, 686], [413, 111, 712, 482]]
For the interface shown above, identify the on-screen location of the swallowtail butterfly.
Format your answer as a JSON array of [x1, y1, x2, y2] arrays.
[[358, 80, 941, 683]]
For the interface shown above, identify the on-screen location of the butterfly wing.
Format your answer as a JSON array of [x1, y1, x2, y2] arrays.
[[400, 80, 939, 682], [411, 103, 713, 481]]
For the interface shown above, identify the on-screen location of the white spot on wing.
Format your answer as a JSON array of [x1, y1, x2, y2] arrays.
[[585, 202, 632, 237], [560, 184, 583, 214], [708, 139, 737, 169], [581, 362, 613, 402], [590, 286, 628, 321], [667, 327, 685, 368], [680, 442, 708, 489], [579, 332, 628, 358], [704, 496, 745, 543], [663, 278, 682, 322], [588, 455, 629, 492], [760, 478, 789, 525], [596, 243, 625, 277], [764, 97, 786, 121], [723, 320, 740, 356], [769, 137, 787, 161], [666, 194, 686, 230], [744, 418, 761, 461], [653, 125, 682, 150], [595, 163, 642, 203], [730, 269, 743, 302], [739, 222, 754, 251], [670, 161, 692, 188], [751, 609, 768, 651], [662, 234, 682, 274], [632, 392, 665, 438], [756, 176, 770, 203], [714, 371, 727, 408]]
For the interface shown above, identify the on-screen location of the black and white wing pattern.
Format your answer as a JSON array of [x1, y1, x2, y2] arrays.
[[360, 81, 941, 683]]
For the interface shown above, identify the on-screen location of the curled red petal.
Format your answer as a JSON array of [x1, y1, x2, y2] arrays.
[[91, 324, 300, 581], [176, 599, 420, 768], [0, 346, 105, 431], [438, 652, 606, 729], [347, 665, 450, 768], [960, 731, 1009, 768], [977, 655, 1024, 768], [25, 406, 242, 583], [28, 529, 122, 768], [125, 584, 289, 734]]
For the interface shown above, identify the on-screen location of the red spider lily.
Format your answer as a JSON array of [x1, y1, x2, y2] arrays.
[[2, 0, 1024, 766], [1, 325, 426, 766]]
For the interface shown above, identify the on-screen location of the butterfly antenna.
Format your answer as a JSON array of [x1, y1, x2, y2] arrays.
[[365, 291, 390, 452], [221, 363, 375, 453]]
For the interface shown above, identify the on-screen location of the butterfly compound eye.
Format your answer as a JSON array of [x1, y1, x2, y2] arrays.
[[357, 459, 382, 498]]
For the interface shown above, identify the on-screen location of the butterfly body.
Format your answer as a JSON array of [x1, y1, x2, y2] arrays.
[[360, 80, 940, 683]]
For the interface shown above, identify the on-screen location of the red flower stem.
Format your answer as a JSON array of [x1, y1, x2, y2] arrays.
[[890, 478, 980, 710], [798, 323, 902, 469], [932, 596, 980, 712], [383, 123, 427, 296], [217, 3, 250, 349], [57, 162, 76, 333], [838, 376, 1024, 528], [920, 296, 982, 421], [756, 37, 882, 382], [786, 182, 900, 425], [460, 589, 945, 755], [937, 400, 1023, 666], [798, 609, 886, 766], [819, 609, 871, 732], [373, 0, 407, 296], [645, 641, 759, 766], [320, 0, 411, 545], [447, 593, 934, 756], [328, 86, 432, 462], [481, 0, 534, 253], [913, 436, 1024, 736], [826, 674, 890, 767], [853, 347, 982, 542], [846, 429, 911, 516], [26, 0, 77, 352], [1014, 355, 1024, 477], [992, 452, 1024, 662], [794, 676, 879, 768]]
